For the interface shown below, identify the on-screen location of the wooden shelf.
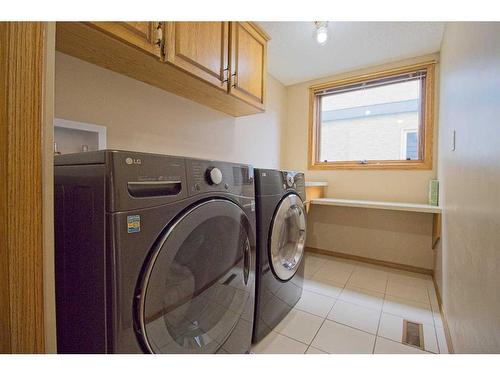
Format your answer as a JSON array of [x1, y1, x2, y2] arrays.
[[311, 198, 442, 214]]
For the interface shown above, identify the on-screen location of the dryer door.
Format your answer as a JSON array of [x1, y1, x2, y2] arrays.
[[136, 198, 255, 354], [269, 193, 306, 281]]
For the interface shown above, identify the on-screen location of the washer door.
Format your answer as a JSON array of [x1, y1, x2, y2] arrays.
[[136, 199, 254, 354], [269, 193, 306, 281]]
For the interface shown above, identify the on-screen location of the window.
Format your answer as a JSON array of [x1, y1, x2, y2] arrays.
[[308, 62, 435, 169]]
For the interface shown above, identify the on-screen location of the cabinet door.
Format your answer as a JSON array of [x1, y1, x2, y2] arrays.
[[229, 22, 268, 110], [90, 22, 161, 57], [165, 22, 229, 90]]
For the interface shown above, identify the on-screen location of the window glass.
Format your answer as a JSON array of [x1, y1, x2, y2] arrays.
[[316, 72, 426, 163]]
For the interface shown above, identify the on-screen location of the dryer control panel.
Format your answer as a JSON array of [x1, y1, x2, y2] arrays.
[[186, 158, 255, 199], [255, 169, 306, 202]]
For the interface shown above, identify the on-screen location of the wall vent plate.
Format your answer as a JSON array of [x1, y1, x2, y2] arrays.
[[402, 320, 424, 350]]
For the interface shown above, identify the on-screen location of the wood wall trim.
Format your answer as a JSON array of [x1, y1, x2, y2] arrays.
[[306, 247, 434, 275], [0, 22, 45, 353], [0, 22, 11, 353]]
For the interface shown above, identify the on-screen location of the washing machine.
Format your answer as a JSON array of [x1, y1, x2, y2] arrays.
[[54, 150, 256, 353], [252, 169, 307, 343]]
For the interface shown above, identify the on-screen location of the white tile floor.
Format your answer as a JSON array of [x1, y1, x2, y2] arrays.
[[252, 252, 449, 354]]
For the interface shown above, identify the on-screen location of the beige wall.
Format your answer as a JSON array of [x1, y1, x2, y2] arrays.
[[55, 52, 287, 169], [282, 54, 439, 203], [282, 55, 439, 269], [437, 22, 500, 353]]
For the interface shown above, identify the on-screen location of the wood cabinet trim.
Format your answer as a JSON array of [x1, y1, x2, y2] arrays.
[[121, 22, 153, 42], [247, 22, 271, 41], [229, 22, 266, 110], [88, 22, 161, 58], [0, 22, 45, 353], [164, 22, 229, 91]]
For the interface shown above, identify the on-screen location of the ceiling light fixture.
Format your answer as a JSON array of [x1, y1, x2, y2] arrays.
[[314, 21, 329, 45]]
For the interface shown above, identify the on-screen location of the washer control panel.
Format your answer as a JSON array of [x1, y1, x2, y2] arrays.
[[186, 158, 254, 197]]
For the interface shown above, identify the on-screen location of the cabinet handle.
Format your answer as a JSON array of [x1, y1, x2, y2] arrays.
[[232, 72, 237, 88], [222, 67, 229, 83], [155, 23, 163, 46]]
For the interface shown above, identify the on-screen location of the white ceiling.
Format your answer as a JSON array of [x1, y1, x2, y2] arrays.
[[258, 22, 445, 86]]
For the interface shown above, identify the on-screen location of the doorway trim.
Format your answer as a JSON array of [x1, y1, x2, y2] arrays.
[[0, 22, 46, 353]]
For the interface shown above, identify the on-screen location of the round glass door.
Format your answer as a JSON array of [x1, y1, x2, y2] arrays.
[[136, 199, 254, 354], [269, 194, 306, 281]]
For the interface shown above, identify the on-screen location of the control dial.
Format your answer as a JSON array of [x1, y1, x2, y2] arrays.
[[207, 167, 223, 185], [286, 173, 294, 187]]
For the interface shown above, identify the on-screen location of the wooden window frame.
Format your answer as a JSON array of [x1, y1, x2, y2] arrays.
[[308, 62, 435, 170]]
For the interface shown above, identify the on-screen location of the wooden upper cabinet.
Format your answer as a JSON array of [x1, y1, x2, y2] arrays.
[[89, 22, 161, 57], [229, 22, 269, 110], [164, 22, 229, 90], [55, 22, 269, 117]]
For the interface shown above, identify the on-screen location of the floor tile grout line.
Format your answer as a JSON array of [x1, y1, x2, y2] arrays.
[[304, 266, 354, 354], [322, 317, 379, 337], [427, 284, 442, 354], [291, 302, 336, 319], [373, 271, 389, 353], [384, 293, 432, 307], [380, 310, 435, 327], [294, 300, 337, 320], [271, 305, 327, 350], [304, 283, 341, 353], [323, 296, 339, 320], [383, 293, 433, 310], [270, 329, 317, 351], [375, 336, 434, 354], [325, 300, 382, 329], [305, 316, 328, 354], [300, 287, 339, 300]]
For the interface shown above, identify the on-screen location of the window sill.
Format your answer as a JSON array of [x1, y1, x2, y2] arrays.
[[309, 160, 432, 170]]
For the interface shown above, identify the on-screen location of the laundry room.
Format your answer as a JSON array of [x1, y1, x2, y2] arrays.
[[2, 1, 500, 372]]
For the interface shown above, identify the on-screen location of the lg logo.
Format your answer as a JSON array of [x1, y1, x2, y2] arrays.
[[125, 157, 142, 165]]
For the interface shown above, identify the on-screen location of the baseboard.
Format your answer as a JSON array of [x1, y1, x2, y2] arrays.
[[432, 277, 455, 354], [306, 247, 434, 275]]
